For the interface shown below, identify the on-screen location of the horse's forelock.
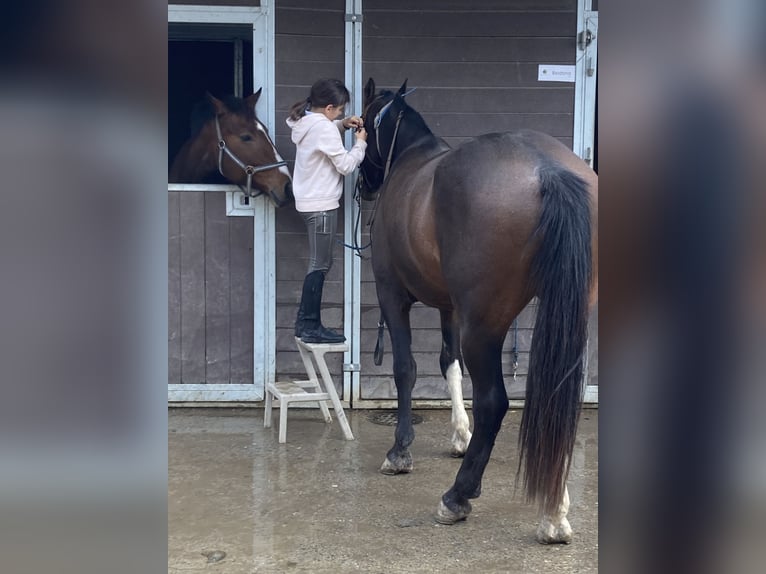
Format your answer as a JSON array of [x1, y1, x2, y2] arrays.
[[189, 95, 254, 136]]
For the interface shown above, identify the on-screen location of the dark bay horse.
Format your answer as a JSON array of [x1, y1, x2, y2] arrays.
[[169, 89, 293, 206], [359, 79, 598, 543]]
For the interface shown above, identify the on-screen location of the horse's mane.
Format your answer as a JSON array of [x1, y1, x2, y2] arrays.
[[376, 90, 432, 138], [189, 95, 253, 137]]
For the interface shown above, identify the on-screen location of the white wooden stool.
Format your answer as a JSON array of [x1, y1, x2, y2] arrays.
[[264, 337, 354, 443]]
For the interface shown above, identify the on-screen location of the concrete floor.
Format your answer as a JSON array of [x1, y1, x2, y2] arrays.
[[169, 407, 598, 573]]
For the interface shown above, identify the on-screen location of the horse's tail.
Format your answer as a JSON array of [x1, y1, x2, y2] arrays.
[[518, 163, 593, 516]]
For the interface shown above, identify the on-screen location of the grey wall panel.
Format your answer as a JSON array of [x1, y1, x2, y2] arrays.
[[168, 189, 255, 386], [366, 0, 572, 9], [168, 1, 260, 5], [168, 192, 182, 384], [229, 217, 254, 383], [203, 193, 232, 384], [364, 37, 574, 63], [363, 10, 574, 38], [179, 192, 207, 384]]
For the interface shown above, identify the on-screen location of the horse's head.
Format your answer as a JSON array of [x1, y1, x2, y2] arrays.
[[205, 90, 293, 207], [358, 78, 411, 201]]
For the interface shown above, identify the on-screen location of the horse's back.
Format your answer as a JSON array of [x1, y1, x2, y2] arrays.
[[433, 129, 596, 234], [431, 130, 596, 330]]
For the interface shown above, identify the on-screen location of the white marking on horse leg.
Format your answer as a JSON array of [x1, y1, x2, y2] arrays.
[[446, 360, 471, 456], [536, 485, 573, 544]]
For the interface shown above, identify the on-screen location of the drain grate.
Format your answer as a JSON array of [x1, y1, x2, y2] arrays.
[[368, 411, 424, 426]]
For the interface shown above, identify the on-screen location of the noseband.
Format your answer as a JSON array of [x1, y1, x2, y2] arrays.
[[215, 116, 287, 198]]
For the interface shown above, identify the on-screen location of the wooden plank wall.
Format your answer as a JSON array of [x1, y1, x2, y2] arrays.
[[168, 1, 261, 5], [274, 0, 348, 397], [360, 0, 579, 400], [168, 195, 255, 385]]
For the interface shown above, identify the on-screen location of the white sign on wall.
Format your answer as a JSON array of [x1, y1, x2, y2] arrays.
[[538, 64, 576, 83]]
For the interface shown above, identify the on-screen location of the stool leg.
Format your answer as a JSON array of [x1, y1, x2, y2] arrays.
[[316, 350, 354, 441], [298, 342, 332, 423], [264, 387, 273, 428], [319, 400, 332, 423], [278, 398, 288, 443]]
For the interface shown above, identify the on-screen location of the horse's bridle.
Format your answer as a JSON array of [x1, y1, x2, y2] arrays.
[[215, 116, 287, 198], [359, 97, 406, 196]]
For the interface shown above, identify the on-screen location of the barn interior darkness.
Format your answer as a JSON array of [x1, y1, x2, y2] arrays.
[[168, 24, 254, 175]]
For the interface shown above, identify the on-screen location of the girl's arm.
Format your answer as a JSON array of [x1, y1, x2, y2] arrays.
[[317, 123, 367, 175]]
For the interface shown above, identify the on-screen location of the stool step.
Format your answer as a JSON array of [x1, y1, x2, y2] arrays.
[[267, 381, 330, 402], [295, 338, 349, 353]]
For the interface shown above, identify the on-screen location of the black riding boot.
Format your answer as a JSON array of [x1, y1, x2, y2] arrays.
[[294, 292, 307, 337], [297, 271, 345, 344]]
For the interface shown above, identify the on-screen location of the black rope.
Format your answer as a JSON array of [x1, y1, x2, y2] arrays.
[[511, 318, 519, 379], [336, 175, 374, 258]]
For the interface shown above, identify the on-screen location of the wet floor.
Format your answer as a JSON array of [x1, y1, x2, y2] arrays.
[[169, 407, 598, 573]]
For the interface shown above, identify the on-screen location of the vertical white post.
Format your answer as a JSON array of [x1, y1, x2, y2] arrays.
[[344, 0, 363, 406], [573, 0, 597, 166], [573, 1, 599, 404], [251, 4, 277, 398]]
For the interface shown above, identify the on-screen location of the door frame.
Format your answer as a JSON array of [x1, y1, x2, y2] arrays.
[[167, 3, 277, 402]]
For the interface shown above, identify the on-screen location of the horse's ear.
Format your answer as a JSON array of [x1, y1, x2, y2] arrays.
[[364, 78, 376, 108], [205, 92, 227, 116], [245, 88, 262, 113], [396, 79, 409, 97]]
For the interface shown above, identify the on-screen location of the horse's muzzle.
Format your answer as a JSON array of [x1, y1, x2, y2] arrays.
[[269, 180, 294, 208]]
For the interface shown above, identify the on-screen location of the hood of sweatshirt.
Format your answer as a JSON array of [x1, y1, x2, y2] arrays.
[[286, 112, 328, 145]]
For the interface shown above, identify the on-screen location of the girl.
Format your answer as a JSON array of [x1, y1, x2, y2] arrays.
[[287, 78, 367, 343]]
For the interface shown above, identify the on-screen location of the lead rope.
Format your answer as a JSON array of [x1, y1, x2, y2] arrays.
[[374, 316, 385, 366], [370, 111, 406, 362], [511, 318, 519, 379], [336, 180, 374, 258]]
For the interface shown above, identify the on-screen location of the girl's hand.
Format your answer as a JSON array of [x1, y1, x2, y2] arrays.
[[355, 127, 367, 142], [343, 116, 364, 131]]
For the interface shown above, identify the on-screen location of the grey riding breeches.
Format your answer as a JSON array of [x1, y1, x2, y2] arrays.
[[301, 208, 338, 274]]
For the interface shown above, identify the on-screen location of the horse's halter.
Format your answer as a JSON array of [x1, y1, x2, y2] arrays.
[[215, 115, 287, 198]]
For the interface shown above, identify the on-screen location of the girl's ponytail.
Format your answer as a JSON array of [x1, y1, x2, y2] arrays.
[[288, 96, 311, 121], [288, 79, 350, 122]]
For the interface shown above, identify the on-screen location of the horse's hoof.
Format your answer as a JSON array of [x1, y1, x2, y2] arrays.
[[536, 517, 573, 544], [380, 455, 412, 475], [434, 499, 471, 525]]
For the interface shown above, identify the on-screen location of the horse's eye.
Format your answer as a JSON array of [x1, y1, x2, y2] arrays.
[[240, 134, 253, 142]]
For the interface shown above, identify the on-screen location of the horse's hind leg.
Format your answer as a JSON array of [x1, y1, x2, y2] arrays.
[[439, 309, 471, 457], [378, 289, 417, 475], [436, 330, 508, 524], [537, 485, 573, 544]]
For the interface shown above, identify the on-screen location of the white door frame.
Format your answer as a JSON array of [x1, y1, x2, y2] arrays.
[[344, 0, 364, 408], [167, 3, 277, 402], [574, 0, 598, 404], [573, 2, 598, 167]]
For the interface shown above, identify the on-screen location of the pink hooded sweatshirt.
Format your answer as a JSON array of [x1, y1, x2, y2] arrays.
[[286, 112, 367, 212]]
